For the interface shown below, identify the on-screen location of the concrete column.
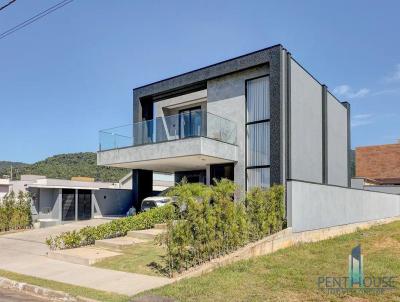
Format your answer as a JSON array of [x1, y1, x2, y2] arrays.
[[74, 189, 78, 221], [132, 169, 153, 211], [206, 165, 211, 185], [58, 188, 62, 222], [91, 190, 95, 219]]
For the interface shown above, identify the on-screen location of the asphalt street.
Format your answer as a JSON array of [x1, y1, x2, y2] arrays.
[[0, 288, 46, 301]]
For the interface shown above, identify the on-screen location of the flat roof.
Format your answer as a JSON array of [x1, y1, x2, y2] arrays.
[[133, 44, 282, 98], [27, 184, 101, 190]]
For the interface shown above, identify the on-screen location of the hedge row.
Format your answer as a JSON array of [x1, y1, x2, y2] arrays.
[[0, 191, 32, 232], [157, 179, 285, 275], [46, 205, 175, 250]]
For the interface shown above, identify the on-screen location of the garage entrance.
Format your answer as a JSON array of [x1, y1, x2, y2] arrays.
[[78, 190, 92, 220]]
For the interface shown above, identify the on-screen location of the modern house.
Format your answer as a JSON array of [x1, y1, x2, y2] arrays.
[[97, 44, 351, 209], [5, 175, 132, 227], [1, 173, 174, 227]]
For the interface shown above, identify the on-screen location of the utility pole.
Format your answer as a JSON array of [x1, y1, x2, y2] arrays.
[[10, 165, 13, 181]]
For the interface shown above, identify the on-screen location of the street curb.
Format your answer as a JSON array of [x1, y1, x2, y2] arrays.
[[0, 276, 100, 302]]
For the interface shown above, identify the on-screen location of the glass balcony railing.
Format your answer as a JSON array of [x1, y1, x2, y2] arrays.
[[99, 110, 237, 151]]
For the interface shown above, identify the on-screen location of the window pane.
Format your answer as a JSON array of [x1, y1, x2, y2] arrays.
[[247, 76, 270, 123], [247, 168, 270, 189], [247, 122, 270, 166]]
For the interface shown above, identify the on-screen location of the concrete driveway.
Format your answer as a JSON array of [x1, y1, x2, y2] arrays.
[[0, 219, 172, 296]]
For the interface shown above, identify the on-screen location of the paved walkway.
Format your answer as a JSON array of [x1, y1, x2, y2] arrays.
[[0, 220, 172, 296]]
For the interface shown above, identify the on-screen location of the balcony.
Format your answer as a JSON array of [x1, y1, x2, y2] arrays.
[[97, 110, 238, 172]]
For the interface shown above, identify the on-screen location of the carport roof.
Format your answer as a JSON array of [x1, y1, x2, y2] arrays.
[[27, 184, 101, 190]]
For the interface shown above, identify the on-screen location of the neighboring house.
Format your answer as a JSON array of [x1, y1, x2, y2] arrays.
[[351, 177, 400, 195], [6, 175, 132, 227], [352, 142, 400, 194], [355, 142, 400, 185], [97, 44, 351, 209], [0, 178, 11, 202], [1, 173, 174, 227]]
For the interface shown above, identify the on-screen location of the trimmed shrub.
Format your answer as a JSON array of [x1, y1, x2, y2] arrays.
[[246, 185, 285, 241], [0, 191, 32, 232], [46, 204, 175, 250], [158, 180, 285, 276]]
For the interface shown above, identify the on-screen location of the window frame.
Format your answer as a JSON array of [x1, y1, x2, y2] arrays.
[[245, 75, 271, 191]]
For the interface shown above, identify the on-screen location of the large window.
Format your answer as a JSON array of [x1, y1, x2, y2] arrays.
[[246, 76, 270, 190]]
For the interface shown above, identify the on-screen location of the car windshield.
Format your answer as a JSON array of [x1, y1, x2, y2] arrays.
[[158, 187, 174, 197]]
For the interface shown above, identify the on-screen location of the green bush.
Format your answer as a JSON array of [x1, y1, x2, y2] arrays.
[[246, 185, 285, 241], [158, 180, 285, 276], [0, 191, 32, 232], [46, 204, 175, 250]]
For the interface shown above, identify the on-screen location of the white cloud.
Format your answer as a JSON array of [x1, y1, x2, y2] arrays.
[[353, 113, 373, 119], [351, 113, 374, 128], [371, 88, 400, 96], [333, 85, 370, 99], [384, 64, 400, 82]]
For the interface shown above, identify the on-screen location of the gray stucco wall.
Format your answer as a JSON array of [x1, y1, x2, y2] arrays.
[[290, 59, 323, 183], [327, 92, 348, 186], [287, 180, 400, 232], [207, 65, 269, 192], [93, 189, 133, 216], [36, 188, 60, 220]]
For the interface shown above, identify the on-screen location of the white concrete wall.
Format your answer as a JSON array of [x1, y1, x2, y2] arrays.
[[207, 65, 269, 191], [327, 92, 348, 186], [290, 60, 323, 183], [287, 180, 400, 232]]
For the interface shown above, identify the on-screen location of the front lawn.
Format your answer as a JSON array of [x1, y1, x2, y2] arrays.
[[138, 220, 400, 302], [94, 241, 167, 276]]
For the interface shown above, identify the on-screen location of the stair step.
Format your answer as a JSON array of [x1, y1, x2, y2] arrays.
[[154, 223, 168, 230], [95, 236, 148, 249], [127, 228, 166, 240], [47, 247, 120, 266]]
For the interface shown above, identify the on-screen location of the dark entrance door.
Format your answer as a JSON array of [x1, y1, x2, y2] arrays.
[[179, 107, 202, 138], [78, 190, 92, 220], [62, 189, 75, 221], [210, 163, 234, 183]]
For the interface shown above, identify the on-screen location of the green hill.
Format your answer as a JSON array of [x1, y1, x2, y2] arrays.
[[0, 161, 27, 170], [0, 152, 129, 183]]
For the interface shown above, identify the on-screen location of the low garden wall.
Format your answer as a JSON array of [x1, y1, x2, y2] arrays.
[[287, 180, 400, 232]]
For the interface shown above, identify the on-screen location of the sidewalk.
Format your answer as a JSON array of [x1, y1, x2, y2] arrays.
[[0, 221, 172, 296]]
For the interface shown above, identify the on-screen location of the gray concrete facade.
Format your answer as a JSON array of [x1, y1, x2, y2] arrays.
[[327, 92, 349, 186], [287, 180, 400, 232], [289, 59, 323, 183]]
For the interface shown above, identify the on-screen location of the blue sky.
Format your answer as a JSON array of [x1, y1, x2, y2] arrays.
[[0, 0, 399, 163]]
